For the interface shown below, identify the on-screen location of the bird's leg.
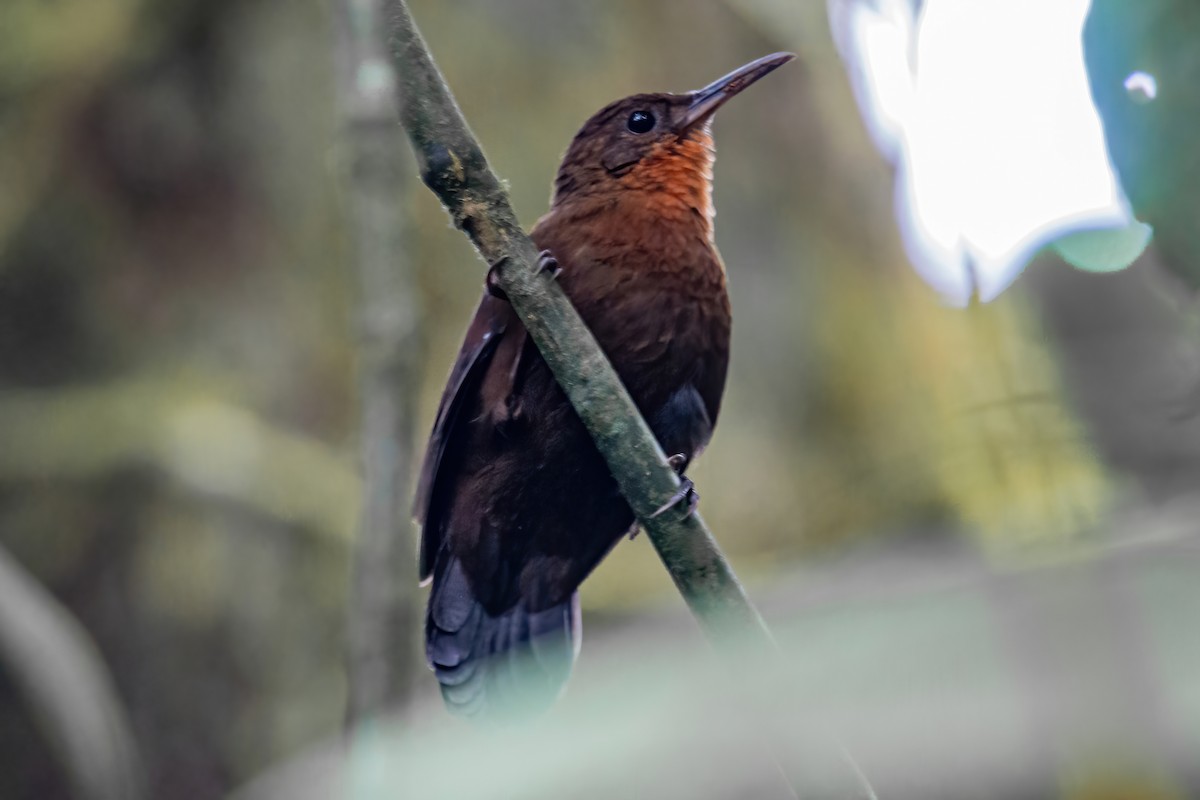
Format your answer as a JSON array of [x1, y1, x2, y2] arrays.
[[649, 453, 699, 520], [631, 454, 695, 537], [487, 250, 562, 301], [536, 249, 562, 279]]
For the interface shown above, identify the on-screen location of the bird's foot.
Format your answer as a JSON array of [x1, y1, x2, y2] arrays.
[[650, 467, 699, 519], [536, 249, 562, 279], [486, 251, 561, 300], [486, 256, 510, 300], [649, 477, 699, 519]]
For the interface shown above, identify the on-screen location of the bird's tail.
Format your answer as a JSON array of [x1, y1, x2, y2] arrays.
[[425, 551, 580, 720]]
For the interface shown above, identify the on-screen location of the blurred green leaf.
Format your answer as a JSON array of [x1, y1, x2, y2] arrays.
[[1052, 220, 1153, 273], [0, 377, 360, 544], [1086, 0, 1200, 286]]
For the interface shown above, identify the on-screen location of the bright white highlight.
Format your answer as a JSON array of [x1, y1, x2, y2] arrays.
[[1123, 71, 1157, 103], [831, 0, 1133, 305]]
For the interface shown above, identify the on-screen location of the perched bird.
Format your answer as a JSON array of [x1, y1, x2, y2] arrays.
[[415, 53, 794, 718]]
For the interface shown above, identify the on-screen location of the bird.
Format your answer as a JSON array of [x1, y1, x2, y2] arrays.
[[414, 52, 795, 719]]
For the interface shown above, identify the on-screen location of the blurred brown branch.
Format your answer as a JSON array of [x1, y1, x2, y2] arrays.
[[0, 543, 145, 800], [334, 0, 423, 725]]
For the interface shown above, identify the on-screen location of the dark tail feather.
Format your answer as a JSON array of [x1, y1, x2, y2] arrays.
[[425, 553, 580, 720]]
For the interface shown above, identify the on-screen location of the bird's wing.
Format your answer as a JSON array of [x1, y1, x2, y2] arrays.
[[695, 344, 729, 429], [414, 293, 516, 581]]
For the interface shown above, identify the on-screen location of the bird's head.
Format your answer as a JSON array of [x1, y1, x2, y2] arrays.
[[550, 53, 795, 216]]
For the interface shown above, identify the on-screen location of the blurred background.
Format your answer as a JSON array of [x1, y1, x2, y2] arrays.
[[2, 0, 1199, 798]]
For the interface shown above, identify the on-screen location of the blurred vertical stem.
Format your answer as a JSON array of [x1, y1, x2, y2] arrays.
[[0, 544, 145, 800], [334, 0, 423, 724], [378, 2, 874, 798]]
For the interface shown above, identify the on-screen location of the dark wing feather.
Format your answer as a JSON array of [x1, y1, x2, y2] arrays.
[[414, 293, 515, 580], [695, 344, 729, 430]]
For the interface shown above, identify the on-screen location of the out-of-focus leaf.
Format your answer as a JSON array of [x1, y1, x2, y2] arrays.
[[0, 377, 360, 544], [1085, 0, 1200, 287], [0, 544, 145, 800], [1052, 220, 1154, 273]]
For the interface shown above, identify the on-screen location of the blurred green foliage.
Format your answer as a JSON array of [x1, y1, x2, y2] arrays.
[[1085, 0, 1200, 287]]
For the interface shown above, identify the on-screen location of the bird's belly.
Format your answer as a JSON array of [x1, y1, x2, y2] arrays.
[[460, 265, 728, 608], [593, 296, 725, 414]]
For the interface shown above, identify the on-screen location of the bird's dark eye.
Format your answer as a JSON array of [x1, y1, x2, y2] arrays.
[[627, 110, 655, 134]]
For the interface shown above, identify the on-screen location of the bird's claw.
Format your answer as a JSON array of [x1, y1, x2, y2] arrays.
[[649, 476, 699, 519], [486, 256, 509, 300], [486, 251, 561, 300], [537, 249, 562, 279]]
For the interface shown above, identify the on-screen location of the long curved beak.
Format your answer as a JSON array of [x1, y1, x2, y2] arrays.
[[679, 52, 796, 131]]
